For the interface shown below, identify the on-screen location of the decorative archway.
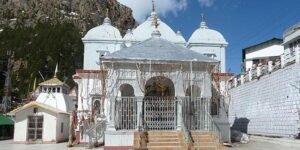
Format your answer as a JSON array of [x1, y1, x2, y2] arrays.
[[185, 85, 201, 97], [144, 76, 175, 97], [93, 100, 101, 115], [143, 76, 176, 130], [119, 84, 135, 97], [116, 83, 136, 130]]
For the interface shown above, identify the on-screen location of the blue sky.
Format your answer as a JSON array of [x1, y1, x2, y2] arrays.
[[118, 0, 300, 74]]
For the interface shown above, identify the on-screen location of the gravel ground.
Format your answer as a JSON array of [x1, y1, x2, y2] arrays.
[[1, 136, 300, 150], [231, 136, 300, 150]]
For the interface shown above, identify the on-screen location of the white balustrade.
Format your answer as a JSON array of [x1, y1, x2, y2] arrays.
[[257, 66, 262, 77], [268, 61, 273, 72], [241, 74, 245, 84]]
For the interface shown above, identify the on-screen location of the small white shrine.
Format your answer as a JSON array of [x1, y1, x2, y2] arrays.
[[12, 68, 75, 143]]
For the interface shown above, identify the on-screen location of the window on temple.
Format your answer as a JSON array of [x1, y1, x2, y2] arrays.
[[33, 108, 38, 114], [61, 123, 63, 133]]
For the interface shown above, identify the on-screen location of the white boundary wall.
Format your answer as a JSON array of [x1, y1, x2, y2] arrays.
[[229, 63, 300, 137]]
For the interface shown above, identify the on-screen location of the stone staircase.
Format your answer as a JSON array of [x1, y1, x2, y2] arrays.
[[191, 131, 227, 150], [133, 131, 227, 150], [134, 131, 185, 150]]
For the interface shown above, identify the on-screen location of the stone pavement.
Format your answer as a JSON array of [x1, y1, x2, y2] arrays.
[[1, 136, 300, 150], [0, 140, 103, 150], [231, 136, 300, 150]]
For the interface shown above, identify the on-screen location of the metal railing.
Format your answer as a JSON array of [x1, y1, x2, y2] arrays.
[[86, 118, 106, 148], [193, 111, 222, 149], [114, 96, 178, 130], [182, 121, 193, 149]]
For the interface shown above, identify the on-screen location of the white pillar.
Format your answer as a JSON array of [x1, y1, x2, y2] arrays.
[[249, 70, 252, 81], [241, 74, 245, 84], [176, 99, 182, 130], [257, 66, 261, 77], [136, 98, 143, 130], [281, 54, 285, 68], [268, 61, 273, 72], [234, 78, 237, 87], [295, 47, 300, 63], [107, 97, 116, 131]]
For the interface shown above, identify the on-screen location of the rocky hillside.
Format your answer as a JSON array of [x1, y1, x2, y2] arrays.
[[0, 0, 136, 35], [0, 0, 136, 102]]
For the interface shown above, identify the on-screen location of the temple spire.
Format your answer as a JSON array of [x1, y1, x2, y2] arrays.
[[106, 8, 109, 18], [54, 63, 58, 78], [200, 13, 208, 29], [152, 0, 155, 12], [103, 8, 111, 25], [154, 14, 159, 29]]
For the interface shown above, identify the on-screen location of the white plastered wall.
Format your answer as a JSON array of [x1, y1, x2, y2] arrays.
[[14, 106, 58, 142]]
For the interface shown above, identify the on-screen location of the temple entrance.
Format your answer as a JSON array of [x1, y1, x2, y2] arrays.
[[116, 84, 136, 130], [27, 116, 43, 142], [143, 76, 176, 130]]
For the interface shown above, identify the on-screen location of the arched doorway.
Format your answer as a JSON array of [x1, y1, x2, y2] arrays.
[[143, 76, 176, 130], [119, 84, 135, 97], [185, 85, 201, 97], [93, 100, 101, 116], [145, 76, 175, 97], [116, 84, 136, 130]]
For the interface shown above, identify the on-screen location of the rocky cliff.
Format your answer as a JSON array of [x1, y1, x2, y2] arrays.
[[0, 0, 136, 102], [0, 0, 136, 35]]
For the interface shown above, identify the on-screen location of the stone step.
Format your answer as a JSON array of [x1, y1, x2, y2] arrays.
[[193, 142, 219, 146], [147, 146, 184, 150], [147, 142, 182, 147], [147, 132, 180, 136], [193, 138, 215, 142], [191, 132, 216, 136], [193, 146, 218, 150], [147, 138, 180, 142]]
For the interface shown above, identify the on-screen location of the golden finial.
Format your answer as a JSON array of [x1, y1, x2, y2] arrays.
[[154, 14, 159, 29], [106, 8, 109, 18]]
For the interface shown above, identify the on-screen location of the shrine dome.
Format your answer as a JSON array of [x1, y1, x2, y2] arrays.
[[83, 17, 122, 41], [188, 20, 227, 45], [131, 12, 180, 43]]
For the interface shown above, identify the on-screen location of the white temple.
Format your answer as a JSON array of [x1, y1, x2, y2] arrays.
[[73, 5, 229, 149], [12, 68, 75, 143], [82, 9, 227, 72]]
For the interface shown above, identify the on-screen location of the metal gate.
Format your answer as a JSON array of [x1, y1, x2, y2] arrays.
[[143, 97, 177, 130], [115, 97, 137, 130], [182, 97, 209, 130]]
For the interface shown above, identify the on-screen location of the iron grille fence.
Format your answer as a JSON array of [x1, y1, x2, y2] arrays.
[[115, 97, 137, 130], [114, 96, 212, 131], [143, 96, 177, 130], [181, 97, 209, 130]]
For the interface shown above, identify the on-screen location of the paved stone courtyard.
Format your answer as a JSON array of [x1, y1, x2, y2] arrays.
[[1, 136, 300, 150], [0, 140, 103, 150]]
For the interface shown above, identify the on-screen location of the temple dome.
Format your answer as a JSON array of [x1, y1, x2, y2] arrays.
[[83, 17, 122, 41], [131, 12, 179, 43], [174, 31, 186, 44], [123, 29, 137, 42], [188, 20, 227, 45]]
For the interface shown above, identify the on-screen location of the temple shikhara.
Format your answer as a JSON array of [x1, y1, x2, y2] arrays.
[[72, 3, 230, 149]]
